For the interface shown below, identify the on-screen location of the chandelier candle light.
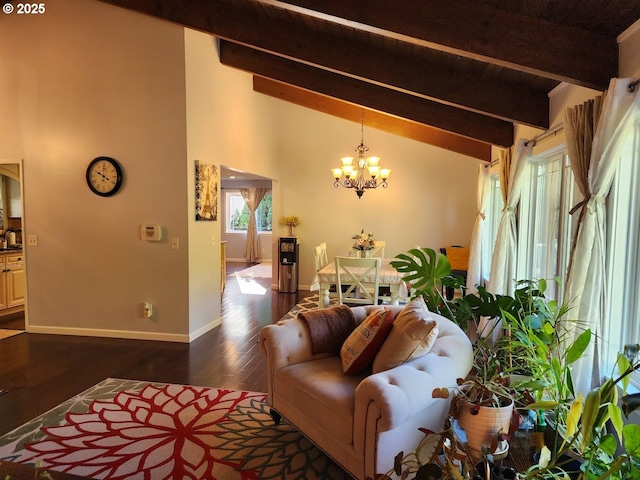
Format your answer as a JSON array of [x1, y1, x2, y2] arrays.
[[332, 113, 390, 199]]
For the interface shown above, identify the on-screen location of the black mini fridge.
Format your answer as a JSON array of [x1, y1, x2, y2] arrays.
[[278, 237, 299, 293]]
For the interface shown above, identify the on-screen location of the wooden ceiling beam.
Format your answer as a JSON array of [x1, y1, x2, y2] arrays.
[[269, 0, 616, 90], [221, 41, 513, 148], [98, 0, 549, 129], [253, 77, 492, 162]]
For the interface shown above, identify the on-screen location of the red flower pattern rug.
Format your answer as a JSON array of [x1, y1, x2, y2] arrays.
[[0, 378, 349, 480]]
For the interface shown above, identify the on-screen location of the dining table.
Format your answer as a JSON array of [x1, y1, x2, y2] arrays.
[[312, 258, 407, 308]]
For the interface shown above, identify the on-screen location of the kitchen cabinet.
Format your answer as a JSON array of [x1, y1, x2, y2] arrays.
[[0, 250, 24, 311]]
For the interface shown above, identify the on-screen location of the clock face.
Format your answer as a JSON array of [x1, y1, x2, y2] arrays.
[[86, 157, 123, 196]]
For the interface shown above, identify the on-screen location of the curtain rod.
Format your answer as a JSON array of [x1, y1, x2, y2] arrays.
[[524, 78, 639, 147], [483, 157, 500, 168], [524, 122, 564, 147]]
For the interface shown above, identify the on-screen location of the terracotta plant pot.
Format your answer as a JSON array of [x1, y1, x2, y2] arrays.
[[457, 398, 514, 459]]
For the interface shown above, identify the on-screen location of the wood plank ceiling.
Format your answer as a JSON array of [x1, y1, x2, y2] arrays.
[[95, 0, 640, 161]]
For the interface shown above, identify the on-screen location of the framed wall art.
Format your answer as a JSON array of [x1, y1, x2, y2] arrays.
[[195, 160, 218, 221]]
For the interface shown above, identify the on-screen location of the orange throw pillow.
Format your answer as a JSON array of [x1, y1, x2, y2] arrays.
[[340, 308, 395, 375]]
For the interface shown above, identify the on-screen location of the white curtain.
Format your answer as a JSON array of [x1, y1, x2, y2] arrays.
[[466, 163, 489, 294], [486, 139, 532, 296], [563, 78, 640, 395], [240, 187, 268, 262]]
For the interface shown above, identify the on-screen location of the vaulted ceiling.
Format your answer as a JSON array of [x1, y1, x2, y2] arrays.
[[96, 0, 640, 161]]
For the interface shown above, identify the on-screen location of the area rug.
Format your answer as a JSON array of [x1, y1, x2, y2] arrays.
[[233, 263, 272, 279], [0, 329, 25, 340], [279, 295, 338, 321], [0, 378, 349, 480]]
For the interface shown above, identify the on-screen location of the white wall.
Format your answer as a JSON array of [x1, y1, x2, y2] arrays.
[[620, 20, 640, 79], [260, 104, 479, 289], [0, 0, 192, 340]]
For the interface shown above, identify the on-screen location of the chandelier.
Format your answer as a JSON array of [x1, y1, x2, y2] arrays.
[[331, 113, 390, 199]]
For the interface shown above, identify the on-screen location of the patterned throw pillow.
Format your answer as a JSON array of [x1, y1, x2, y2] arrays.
[[372, 296, 439, 373], [340, 308, 395, 375]]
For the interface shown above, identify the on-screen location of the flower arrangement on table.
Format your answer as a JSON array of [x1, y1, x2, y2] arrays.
[[352, 229, 375, 251], [279, 215, 300, 236]]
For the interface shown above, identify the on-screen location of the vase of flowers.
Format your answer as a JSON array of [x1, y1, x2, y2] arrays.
[[279, 215, 300, 237], [352, 229, 375, 256]]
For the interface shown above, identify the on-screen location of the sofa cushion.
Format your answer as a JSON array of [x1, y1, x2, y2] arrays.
[[372, 297, 439, 373], [274, 357, 366, 445], [341, 307, 395, 375]]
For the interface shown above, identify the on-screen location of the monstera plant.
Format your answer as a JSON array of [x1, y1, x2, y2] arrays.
[[390, 247, 467, 326]]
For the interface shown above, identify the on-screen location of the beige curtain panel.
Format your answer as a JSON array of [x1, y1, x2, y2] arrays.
[[240, 187, 268, 262], [563, 93, 605, 269], [465, 163, 488, 294], [562, 78, 640, 395]]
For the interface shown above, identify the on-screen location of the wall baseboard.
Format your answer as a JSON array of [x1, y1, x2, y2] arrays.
[[26, 316, 223, 343]]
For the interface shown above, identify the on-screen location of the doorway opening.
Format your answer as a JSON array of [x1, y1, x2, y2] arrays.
[[0, 161, 25, 332]]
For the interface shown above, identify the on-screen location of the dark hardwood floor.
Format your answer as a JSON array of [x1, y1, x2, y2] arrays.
[[0, 262, 306, 436], [0, 311, 26, 330]]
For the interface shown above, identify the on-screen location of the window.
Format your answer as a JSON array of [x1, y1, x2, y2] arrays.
[[225, 191, 272, 233], [604, 131, 640, 384], [517, 147, 575, 300]]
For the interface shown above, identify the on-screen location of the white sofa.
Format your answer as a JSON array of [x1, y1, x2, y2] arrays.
[[258, 304, 473, 479]]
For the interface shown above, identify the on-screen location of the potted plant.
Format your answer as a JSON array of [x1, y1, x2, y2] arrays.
[[392, 248, 519, 458], [279, 215, 300, 236], [379, 414, 516, 480], [433, 330, 520, 460]]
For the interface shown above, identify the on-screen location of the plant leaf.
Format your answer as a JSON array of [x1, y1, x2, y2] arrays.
[[565, 393, 583, 448], [565, 329, 592, 364], [394, 451, 404, 476], [415, 463, 443, 480], [525, 400, 561, 410], [599, 433, 618, 456], [581, 389, 600, 452], [538, 446, 551, 468], [415, 433, 446, 465], [624, 423, 640, 457], [608, 403, 624, 442]]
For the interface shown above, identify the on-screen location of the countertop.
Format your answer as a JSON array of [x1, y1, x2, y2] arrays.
[[0, 245, 22, 252]]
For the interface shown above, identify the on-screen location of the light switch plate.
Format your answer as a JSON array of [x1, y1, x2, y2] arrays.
[[27, 235, 38, 246]]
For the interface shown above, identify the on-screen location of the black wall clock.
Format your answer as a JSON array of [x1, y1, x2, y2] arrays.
[[86, 156, 123, 197]]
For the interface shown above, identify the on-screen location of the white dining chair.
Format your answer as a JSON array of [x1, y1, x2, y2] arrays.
[[369, 240, 386, 258], [334, 256, 381, 306], [313, 243, 329, 272], [313, 242, 338, 295]]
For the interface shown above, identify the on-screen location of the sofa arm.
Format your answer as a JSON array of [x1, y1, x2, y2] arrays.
[[354, 328, 473, 433], [259, 317, 331, 371]]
